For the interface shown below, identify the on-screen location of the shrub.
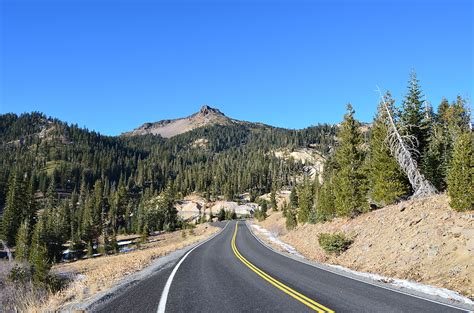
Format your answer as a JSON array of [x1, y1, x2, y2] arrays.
[[217, 208, 226, 221], [285, 208, 297, 230], [254, 209, 267, 222], [318, 232, 352, 255]]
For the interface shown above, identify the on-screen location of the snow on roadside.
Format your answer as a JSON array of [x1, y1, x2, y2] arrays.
[[327, 264, 474, 306], [251, 224, 304, 258], [252, 223, 474, 307]]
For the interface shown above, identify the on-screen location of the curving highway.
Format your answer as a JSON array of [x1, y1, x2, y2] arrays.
[[95, 221, 467, 313]]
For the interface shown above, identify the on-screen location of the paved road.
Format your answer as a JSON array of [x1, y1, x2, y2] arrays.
[[96, 221, 467, 313]]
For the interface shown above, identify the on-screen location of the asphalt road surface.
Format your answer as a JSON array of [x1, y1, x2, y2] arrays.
[[96, 221, 468, 313]]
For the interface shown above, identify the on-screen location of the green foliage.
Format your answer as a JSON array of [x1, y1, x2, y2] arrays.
[[29, 221, 51, 285], [367, 93, 410, 206], [399, 71, 430, 165], [1, 169, 27, 246], [269, 189, 277, 211], [254, 208, 267, 222], [332, 104, 368, 217], [290, 187, 298, 208], [217, 208, 226, 221], [318, 232, 353, 255], [284, 206, 297, 230], [422, 96, 471, 191], [297, 179, 314, 223], [8, 264, 30, 284], [316, 178, 335, 222], [143, 184, 179, 232], [447, 133, 474, 211], [260, 199, 268, 214], [15, 220, 30, 262]]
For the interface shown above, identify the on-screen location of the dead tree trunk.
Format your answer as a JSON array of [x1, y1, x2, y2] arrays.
[[1, 240, 13, 262], [377, 87, 437, 198]]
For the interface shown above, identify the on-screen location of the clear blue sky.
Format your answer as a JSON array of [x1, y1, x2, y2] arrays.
[[1, 0, 472, 135]]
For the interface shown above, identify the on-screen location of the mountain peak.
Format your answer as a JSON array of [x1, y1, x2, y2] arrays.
[[199, 105, 224, 116], [122, 105, 232, 138]]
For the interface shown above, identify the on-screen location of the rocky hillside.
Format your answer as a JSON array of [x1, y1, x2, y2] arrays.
[[256, 194, 474, 299], [122, 105, 253, 138]]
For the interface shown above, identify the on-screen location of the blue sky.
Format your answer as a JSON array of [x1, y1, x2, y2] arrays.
[[1, 0, 472, 135]]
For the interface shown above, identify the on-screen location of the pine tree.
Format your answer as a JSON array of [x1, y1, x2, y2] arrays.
[[399, 71, 430, 165], [270, 189, 277, 211], [297, 180, 313, 223], [316, 179, 335, 221], [29, 218, 51, 285], [367, 93, 410, 206], [423, 96, 471, 191], [260, 199, 268, 214], [1, 169, 25, 246], [285, 206, 297, 230], [217, 208, 226, 221], [24, 173, 38, 226], [332, 104, 367, 216], [290, 187, 298, 208], [81, 195, 96, 256], [15, 219, 30, 262], [447, 133, 474, 211]]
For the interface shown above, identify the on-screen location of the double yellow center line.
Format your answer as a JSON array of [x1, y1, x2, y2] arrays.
[[231, 222, 334, 313]]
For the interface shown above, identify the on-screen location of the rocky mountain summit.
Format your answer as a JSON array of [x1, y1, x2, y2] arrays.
[[122, 105, 236, 138]]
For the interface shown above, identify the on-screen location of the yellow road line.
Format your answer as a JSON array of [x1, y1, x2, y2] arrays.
[[231, 222, 334, 313]]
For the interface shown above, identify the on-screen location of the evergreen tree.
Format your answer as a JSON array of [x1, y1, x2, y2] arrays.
[[399, 71, 430, 165], [367, 93, 410, 206], [260, 199, 268, 214], [422, 96, 471, 191], [290, 187, 298, 208], [285, 206, 297, 230], [447, 133, 474, 211], [81, 196, 96, 256], [15, 219, 30, 261], [297, 180, 313, 223], [316, 180, 335, 221], [332, 104, 367, 216], [24, 173, 38, 226], [269, 189, 277, 211], [217, 208, 226, 221], [29, 218, 51, 285], [1, 169, 25, 246]]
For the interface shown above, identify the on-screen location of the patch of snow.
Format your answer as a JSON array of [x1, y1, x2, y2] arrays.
[[117, 240, 133, 246], [76, 274, 87, 281], [251, 224, 304, 258], [327, 264, 474, 307], [119, 247, 135, 253]]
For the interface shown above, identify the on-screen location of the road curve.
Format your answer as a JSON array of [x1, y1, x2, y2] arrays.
[[96, 221, 467, 313]]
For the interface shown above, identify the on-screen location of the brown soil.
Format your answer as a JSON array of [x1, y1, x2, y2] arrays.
[[256, 194, 474, 299]]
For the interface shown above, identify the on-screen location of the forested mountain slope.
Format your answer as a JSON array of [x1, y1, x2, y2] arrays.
[[0, 110, 337, 209]]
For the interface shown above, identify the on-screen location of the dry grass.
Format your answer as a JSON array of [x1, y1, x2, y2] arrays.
[[256, 194, 474, 299], [18, 224, 218, 312]]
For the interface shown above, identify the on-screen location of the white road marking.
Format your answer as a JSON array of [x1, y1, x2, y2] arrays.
[[157, 222, 229, 313]]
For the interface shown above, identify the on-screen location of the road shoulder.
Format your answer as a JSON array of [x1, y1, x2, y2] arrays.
[[246, 220, 473, 312]]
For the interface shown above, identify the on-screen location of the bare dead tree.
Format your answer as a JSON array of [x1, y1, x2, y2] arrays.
[[376, 86, 437, 198], [0, 239, 13, 262]]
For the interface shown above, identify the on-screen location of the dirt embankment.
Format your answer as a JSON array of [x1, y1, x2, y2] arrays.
[[256, 194, 474, 299], [39, 224, 219, 311]]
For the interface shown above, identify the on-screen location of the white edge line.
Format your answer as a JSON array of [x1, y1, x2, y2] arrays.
[[245, 221, 472, 313], [157, 221, 229, 313]]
